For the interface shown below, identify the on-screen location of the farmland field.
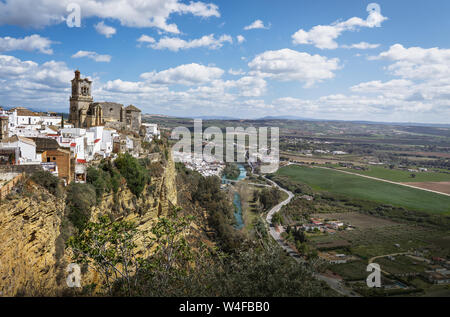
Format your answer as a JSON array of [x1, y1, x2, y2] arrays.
[[276, 165, 450, 214], [404, 182, 450, 195], [311, 212, 397, 229], [337, 165, 450, 183], [309, 223, 449, 259]]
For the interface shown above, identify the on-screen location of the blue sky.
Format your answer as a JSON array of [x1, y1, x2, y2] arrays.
[[1, 0, 450, 123]]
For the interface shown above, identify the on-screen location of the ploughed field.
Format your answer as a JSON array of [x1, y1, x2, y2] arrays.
[[403, 182, 450, 195], [276, 165, 450, 214]]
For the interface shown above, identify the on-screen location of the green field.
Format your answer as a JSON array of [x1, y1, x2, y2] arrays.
[[337, 166, 450, 183], [276, 165, 450, 214]]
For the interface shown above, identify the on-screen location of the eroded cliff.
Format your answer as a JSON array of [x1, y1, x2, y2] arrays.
[[0, 153, 178, 296]]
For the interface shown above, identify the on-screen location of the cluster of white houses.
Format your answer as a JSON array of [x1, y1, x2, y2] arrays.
[[0, 70, 160, 186]]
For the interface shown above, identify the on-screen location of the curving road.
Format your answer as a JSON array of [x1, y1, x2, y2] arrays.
[[263, 175, 359, 297]]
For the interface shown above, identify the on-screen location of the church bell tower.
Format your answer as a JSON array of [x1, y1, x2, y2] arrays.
[[69, 70, 93, 127]]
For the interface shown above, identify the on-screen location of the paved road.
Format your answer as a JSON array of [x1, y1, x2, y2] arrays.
[[288, 163, 450, 197], [263, 175, 359, 297]]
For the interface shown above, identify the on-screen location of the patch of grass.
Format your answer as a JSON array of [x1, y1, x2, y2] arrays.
[[329, 261, 367, 281], [276, 165, 450, 214]]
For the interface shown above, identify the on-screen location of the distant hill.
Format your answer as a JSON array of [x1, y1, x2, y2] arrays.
[[257, 115, 323, 121], [190, 115, 240, 120], [256, 116, 450, 128]]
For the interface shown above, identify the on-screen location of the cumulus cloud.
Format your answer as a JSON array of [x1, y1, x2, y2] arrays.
[[351, 79, 413, 92], [371, 44, 450, 80], [292, 8, 387, 49], [0, 54, 73, 108], [140, 63, 224, 85], [0, 0, 220, 33], [228, 68, 245, 76], [232, 76, 267, 97], [248, 48, 340, 87], [94, 21, 116, 38], [150, 34, 233, 51], [237, 35, 245, 44], [0, 34, 53, 54], [341, 42, 380, 49], [137, 34, 156, 44], [72, 50, 111, 62], [244, 19, 270, 30]]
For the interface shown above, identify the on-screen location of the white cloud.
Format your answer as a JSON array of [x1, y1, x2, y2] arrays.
[[0, 54, 73, 108], [237, 35, 245, 44], [140, 63, 224, 85], [244, 19, 270, 30], [0, 34, 53, 54], [228, 68, 245, 76], [150, 34, 232, 51], [248, 48, 340, 87], [292, 8, 387, 49], [94, 21, 116, 38], [233, 76, 267, 97], [137, 34, 156, 44], [341, 42, 380, 49], [0, 0, 220, 33], [72, 50, 111, 62], [372, 44, 450, 80]]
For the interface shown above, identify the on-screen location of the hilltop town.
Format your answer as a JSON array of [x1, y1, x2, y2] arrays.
[[0, 70, 160, 191]]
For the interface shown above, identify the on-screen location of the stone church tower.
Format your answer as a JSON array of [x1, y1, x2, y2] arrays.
[[0, 116, 9, 140], [68, 70, 142, 131], [69, 70, 93, 128]]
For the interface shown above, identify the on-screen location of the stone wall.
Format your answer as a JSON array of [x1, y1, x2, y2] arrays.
[[0, 164, 42, 174], [98, 102, 124, 123]]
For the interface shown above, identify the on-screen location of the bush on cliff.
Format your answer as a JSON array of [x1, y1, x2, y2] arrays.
[[114, 153, 150, 198], [30, 170, 62, 197], [86, 162, 121, 202], [66, 183, 97, 230]]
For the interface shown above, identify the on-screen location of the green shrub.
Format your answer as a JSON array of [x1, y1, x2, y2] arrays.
[[30, 170, 62, 197], [66, 183, 97, 230], [114, 153, 149, 197], [222, 163, 240, 180], [87, 163, 122, 203]]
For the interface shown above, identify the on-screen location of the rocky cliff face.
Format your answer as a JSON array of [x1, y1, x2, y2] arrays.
[[0, 183, 65, 296], [0, 154, 178, 296]]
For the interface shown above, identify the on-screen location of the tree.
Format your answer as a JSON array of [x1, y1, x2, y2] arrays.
[[66, 183, 97, 230], [31, 170, 62, 197], [272, 212, 283, 225], [114, 153, 149, 197], [411, 173, 416, 178], [67, 209, 194, 296]]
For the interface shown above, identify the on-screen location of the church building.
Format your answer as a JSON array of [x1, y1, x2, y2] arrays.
[[68, 70, 141, 131]]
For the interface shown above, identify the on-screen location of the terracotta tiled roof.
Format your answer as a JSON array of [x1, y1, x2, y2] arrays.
[[15, 108, 40, 116], [30, 137, 59, 152]]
